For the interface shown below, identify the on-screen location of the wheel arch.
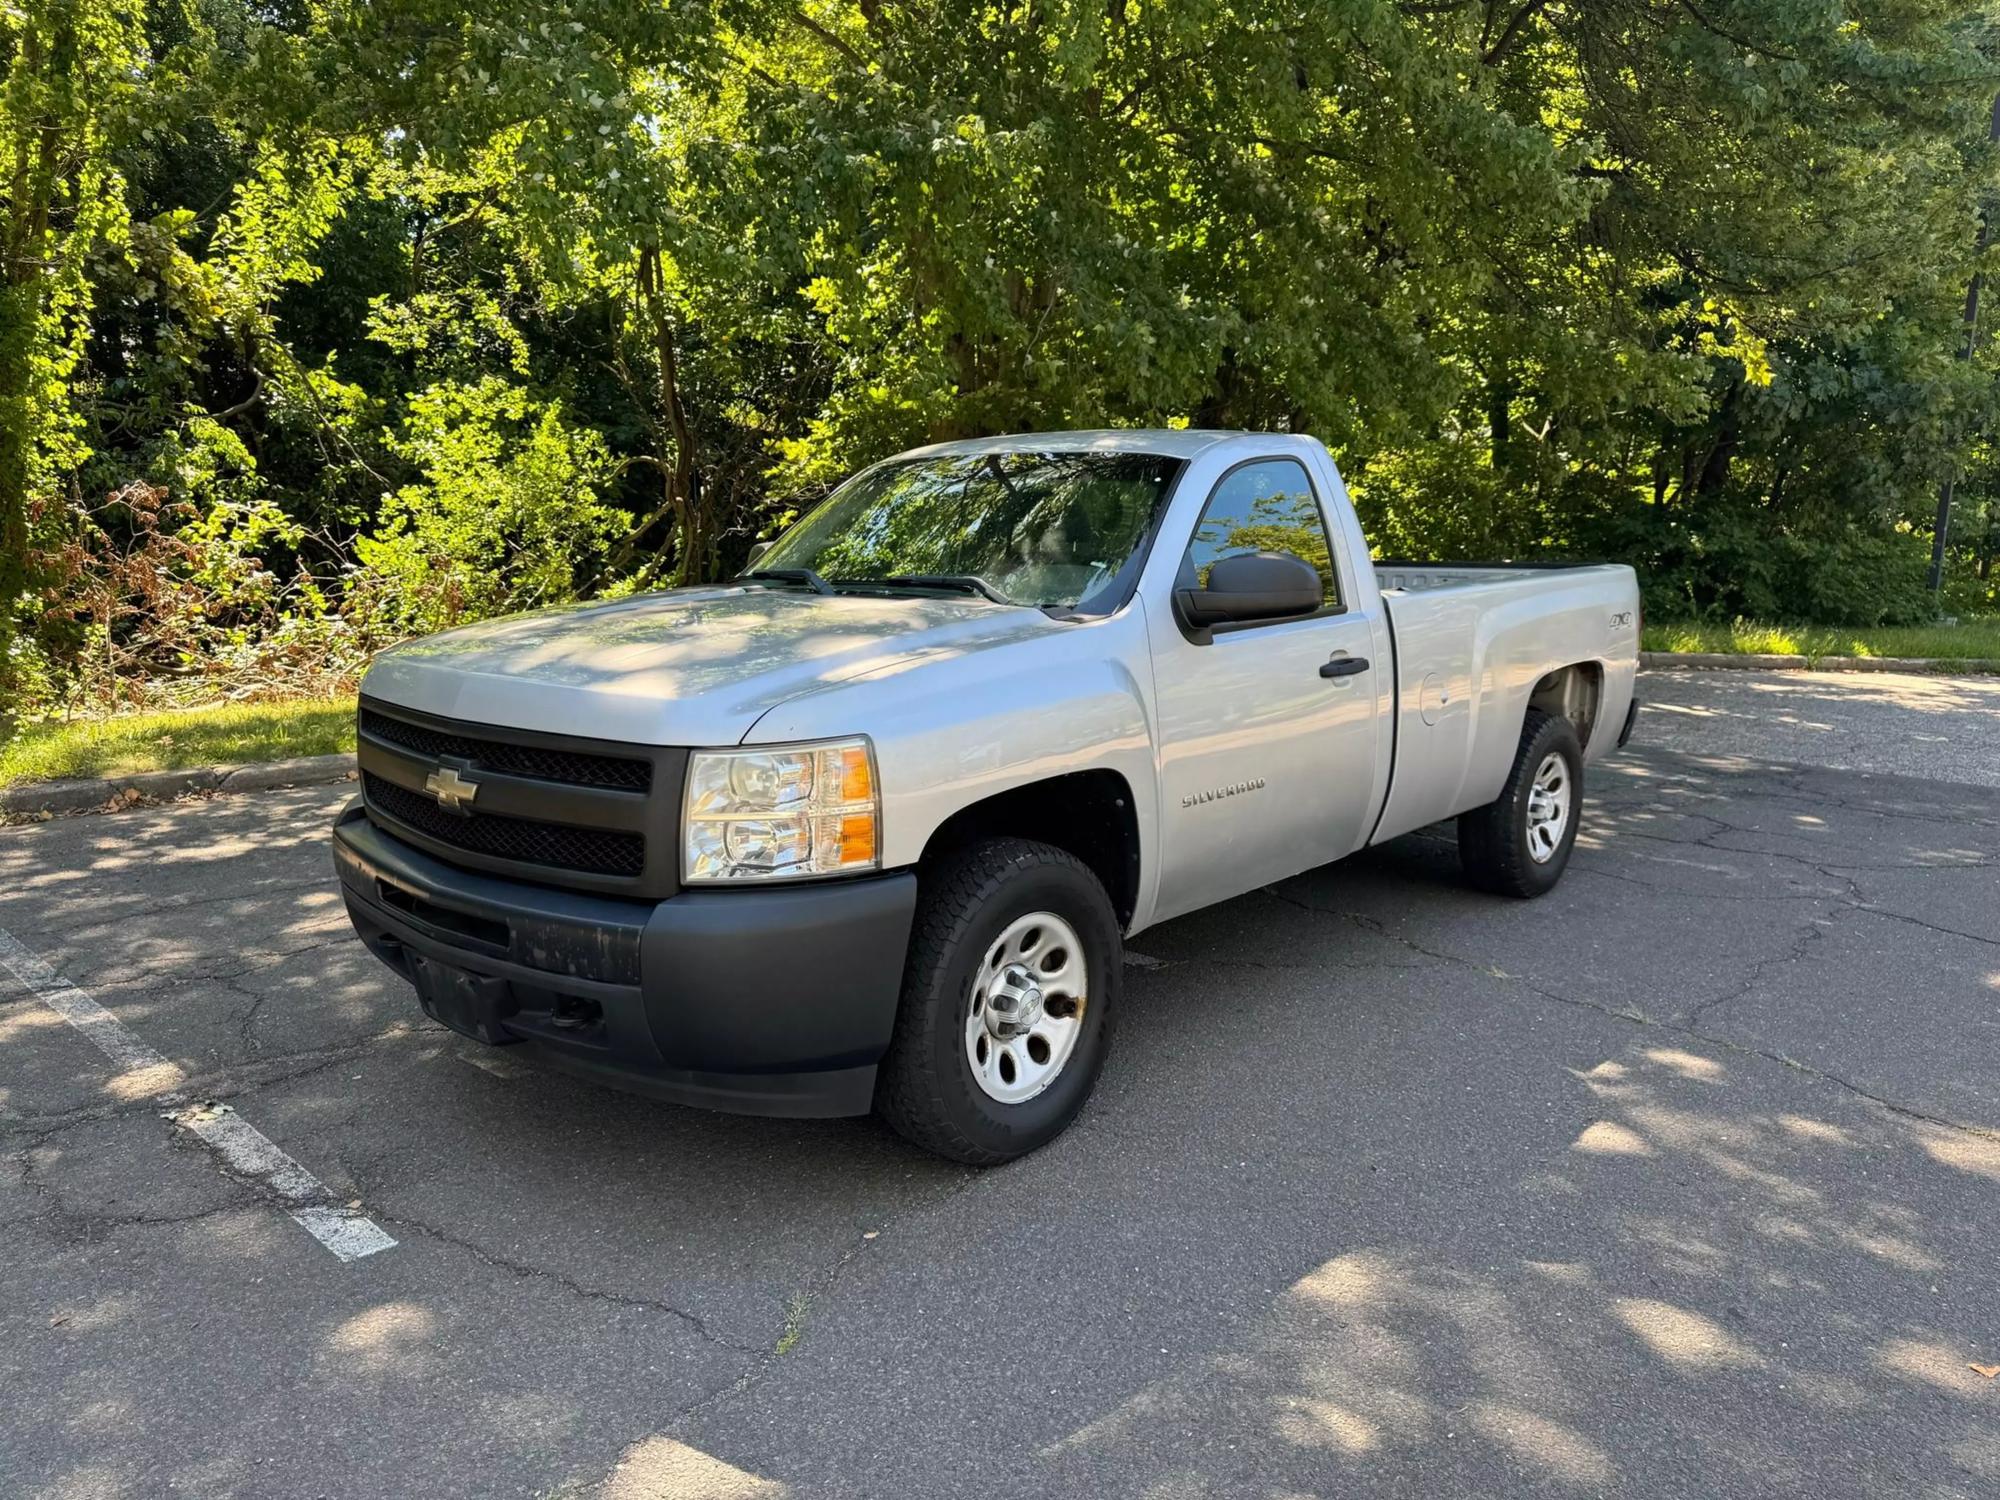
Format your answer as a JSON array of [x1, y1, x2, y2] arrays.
[[1526, 661, 1605, 748], [914, 770, 1143, 928]]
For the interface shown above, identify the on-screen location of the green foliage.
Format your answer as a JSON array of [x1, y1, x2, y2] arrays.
[[5, 0, 2000, 719], [1621, 507, 1943, 627], [354, 378, 623, 634], [2, 0, 147, 672]]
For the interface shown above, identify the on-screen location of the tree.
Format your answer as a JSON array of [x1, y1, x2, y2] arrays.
[[9, 0, 2000, 718], [1, 0, 145, 687]]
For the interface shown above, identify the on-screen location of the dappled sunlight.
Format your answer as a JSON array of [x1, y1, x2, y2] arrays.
[[1662, 670, 2000, 720], [602, 1437, 790, 1500], [1572, 1120, 1652, 1156], [0, 1002, 67, 1044], [1641, 1047, 1724, 1082], [1292, 1250, 1394, 1310], [1468, 1401, 1616, 1486], [1621, 1217, 1732, 1277], [47, 1293, 138, 1335], [1876, 1337, 1996, 1397], [1835, 1225, 1941, 1274], [1523, 1260, 1594, 1286], [367, 588, 1066, 739], [1576, 1053, 1977, 1287], [101, 1060, 188, 1101], [1026, 1030, 1997, 1493], [35, 1463, 131, 1500], [1640, 671, 2000, 789], [1914, 1128, 2000, 1182], [64, 1397, 137, 1436], [1613, 1298, 1764, 1371], [1776, 1115, 1852, 1145], [9, 739, 1998, 1496], [328, 1300, 441, 1375], [1273, 1397, 1381, 1454], [1572, 1059, 1627, 1084]]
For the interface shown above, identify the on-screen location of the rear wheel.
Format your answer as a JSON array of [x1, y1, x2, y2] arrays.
[[1457, 708, 1583, 898], [876, 838, 1120, 1164]]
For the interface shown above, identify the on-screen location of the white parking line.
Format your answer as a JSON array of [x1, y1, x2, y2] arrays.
[[0, 925, 397, 1262], [457, 1046, 527, 1079]]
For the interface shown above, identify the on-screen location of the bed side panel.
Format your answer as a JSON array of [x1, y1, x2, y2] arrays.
[[1371, 566, 1638, 844]]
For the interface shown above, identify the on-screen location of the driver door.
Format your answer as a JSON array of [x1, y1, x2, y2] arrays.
[[1146, 458, 1386, 922]]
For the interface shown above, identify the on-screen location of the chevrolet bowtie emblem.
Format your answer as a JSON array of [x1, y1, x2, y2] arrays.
[[424, 766, 480, 812]]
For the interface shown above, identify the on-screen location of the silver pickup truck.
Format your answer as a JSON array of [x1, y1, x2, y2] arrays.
[[333, 430, 1639, 1161]]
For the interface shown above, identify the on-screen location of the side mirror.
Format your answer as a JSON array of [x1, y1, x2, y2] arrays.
[[1175, 551, 1322, 634], [747, 540, 774, 566]]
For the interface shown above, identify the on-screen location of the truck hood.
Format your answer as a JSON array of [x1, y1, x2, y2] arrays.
[[360, 585, 1065, 746]]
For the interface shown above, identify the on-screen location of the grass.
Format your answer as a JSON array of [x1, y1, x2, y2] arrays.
[[1643, 617, 2000, 662], [774, 1292, 812, 1356], [0, 698, 355, 788]]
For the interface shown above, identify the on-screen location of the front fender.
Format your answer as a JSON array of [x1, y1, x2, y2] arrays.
[[739, 611, 1161, 924]]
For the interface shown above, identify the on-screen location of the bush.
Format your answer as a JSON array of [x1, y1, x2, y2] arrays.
[[1569, 499, 1940, 627], [352, 379, 626, 636]]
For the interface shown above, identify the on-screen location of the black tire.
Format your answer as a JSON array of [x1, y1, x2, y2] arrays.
[[875, 837, 1121, 1165], [1457, 708, 1584, 898]]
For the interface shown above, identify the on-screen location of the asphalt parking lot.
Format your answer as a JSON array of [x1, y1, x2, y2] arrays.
[[4, 671, 1998, 1499]]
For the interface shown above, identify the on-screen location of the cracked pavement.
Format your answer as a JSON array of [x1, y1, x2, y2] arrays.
[[3, 673, 1998, 1498]]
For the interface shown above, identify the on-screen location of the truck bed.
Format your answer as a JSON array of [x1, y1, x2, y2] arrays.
[[1368, 561, 1640, 846]]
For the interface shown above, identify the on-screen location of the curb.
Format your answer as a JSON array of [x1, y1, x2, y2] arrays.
[[1641, 651, 2000, 675], [0, 752, 357, 819]]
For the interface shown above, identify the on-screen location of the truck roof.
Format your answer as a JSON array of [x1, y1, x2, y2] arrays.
[[898, 429, 1313, 462]]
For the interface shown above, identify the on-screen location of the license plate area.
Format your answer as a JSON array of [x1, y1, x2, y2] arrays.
[[408, 956, 519, 1045]]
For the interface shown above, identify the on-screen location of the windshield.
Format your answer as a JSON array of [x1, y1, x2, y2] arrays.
[[756, 450, 1185, 611]]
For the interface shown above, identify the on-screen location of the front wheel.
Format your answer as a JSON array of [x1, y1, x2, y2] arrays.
[[1457, 708, 1584, 898], [875, 838, 1121, 1164]]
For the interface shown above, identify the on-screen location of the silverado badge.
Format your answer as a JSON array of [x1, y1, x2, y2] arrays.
[[1182, 777, 1266, 809]]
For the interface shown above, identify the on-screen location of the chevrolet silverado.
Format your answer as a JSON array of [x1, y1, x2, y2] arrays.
[[333, 430, 1640, 1162]]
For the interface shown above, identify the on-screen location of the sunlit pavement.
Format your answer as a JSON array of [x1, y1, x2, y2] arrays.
[[1641, 665, 2000, 788], [3, 711, 1998, 1496]]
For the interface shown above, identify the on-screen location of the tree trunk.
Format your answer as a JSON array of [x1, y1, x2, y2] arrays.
[[636, 245, 700, 584], [1193, 349, 1244, 428], [0, 285, 37, 652], [1695, 382, 1743, 499], [1487, 363, 1513, 473]]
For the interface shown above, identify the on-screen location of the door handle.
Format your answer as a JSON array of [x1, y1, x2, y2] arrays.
[[1320, 655, 1370, 679]]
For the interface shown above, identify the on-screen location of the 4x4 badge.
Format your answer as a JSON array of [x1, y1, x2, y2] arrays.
[[424, 766, 480, 812]]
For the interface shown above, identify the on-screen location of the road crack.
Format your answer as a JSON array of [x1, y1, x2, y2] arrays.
[[1260, 884, 2000, 1145], [371, 1208, 767, 1357]]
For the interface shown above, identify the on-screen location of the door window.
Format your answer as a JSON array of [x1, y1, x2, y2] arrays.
[[1180, 459, 1342, 610]]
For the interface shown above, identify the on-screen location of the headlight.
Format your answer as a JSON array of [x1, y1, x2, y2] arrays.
[[683, 737, 880, 883]]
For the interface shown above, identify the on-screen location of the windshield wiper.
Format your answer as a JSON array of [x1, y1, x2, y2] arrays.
[[844, 573, 1015, 605], [740, 567, 834, 595]]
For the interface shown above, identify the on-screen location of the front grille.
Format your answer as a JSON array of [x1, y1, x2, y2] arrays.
[[364, 773, 646, 879], [360, 708, 651, 793]]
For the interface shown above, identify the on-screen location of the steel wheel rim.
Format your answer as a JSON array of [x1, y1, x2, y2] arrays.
[[964, 911, 1088, 1104], [1525, 751, 1572, 864]]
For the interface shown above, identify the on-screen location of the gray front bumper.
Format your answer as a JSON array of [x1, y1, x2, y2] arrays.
[[332, 802, 917, 1117]]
